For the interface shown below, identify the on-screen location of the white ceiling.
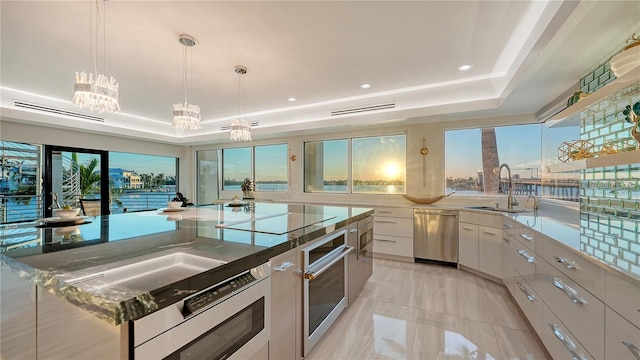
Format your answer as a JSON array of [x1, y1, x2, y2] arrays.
[[1, 1, 639, 145]]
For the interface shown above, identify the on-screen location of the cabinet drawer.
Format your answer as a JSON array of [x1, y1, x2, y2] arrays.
[[514, 273, 542, 334], [605, 271, 640, 329], [459, 211, 502, 227], [373, 216, 413, 237], [514, 245, 537, 281], [542, 237, 605, 300], [373, 234, 413, 257], [374, 207, 413, 219], [605, 306, 640, 360], [540, 303, 594, 360], [535, 260, 605, 360], [502, 218, 517, 237], [513, 225, 539, 253]]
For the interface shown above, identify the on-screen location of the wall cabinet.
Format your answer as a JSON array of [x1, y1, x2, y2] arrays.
[[373, 207, 413, 260]]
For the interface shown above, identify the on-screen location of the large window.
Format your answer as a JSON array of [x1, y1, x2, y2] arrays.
[[304, 134, 406, 194], [444, 123, 578, 202], [108, 152, 178, 212], [222, 144, 288, 191], [304, 139, 348, 193], [222, 147, 252, 190], [255, 144, 288, 191], [353, 135, 406, 194], [445, 125, 542, 196]]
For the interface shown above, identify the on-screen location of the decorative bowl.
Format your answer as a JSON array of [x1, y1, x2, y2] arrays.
[[167, 201, 183, 209], [53, 208, 80, 219], [402, 192, 455, 204]]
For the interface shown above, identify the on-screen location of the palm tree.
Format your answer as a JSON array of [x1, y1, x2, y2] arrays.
[[481, 127, 499, 194], [79, 158, 100, 195]]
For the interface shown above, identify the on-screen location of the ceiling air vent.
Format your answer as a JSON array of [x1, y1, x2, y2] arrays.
[[220, 121, 259, 131], [330, 102, 395, 117], [14, 101, 105, 122]]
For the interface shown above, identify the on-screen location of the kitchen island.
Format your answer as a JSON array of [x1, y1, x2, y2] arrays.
[[0, 202, 373, 359]]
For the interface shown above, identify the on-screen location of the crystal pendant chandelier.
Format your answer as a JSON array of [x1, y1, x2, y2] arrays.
[[73, 0, 120, 113], [172, 34, 201, 130], [230, 66, 252, 141]]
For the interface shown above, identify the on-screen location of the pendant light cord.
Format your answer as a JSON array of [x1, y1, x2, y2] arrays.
[[183, 44, 188, 105], [94, 0, 100, 76]]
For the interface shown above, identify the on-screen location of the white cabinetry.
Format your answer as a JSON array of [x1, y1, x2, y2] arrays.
[[501, 218, 517, 296], [269, 248, 300, 360], [605, 307, 640, 360], [478, 225, 502, 278], [458, 211, 502, 276], [539, 303, 594, 360], [605, 270, 640, 329], [372, 207, 413, 261], [458, 222, 479, 269]]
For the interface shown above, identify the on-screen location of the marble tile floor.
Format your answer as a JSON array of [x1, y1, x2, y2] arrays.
[[305, 259, 550, 360]]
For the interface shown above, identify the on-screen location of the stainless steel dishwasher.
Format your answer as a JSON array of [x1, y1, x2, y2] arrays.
[[413, 209, 459, 265]]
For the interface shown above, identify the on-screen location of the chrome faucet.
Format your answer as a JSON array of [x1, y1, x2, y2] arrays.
[[498, 163, 518, 210], [527, 194, 539, 213]]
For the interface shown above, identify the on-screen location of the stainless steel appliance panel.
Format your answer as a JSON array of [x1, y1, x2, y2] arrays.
[[303, 229, 352, 356], [348, 217, 373, 305], [134, 263, 271, 360], [414, 209, 459, 264]]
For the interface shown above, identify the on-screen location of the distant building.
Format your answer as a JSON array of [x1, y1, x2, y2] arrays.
[[477, 170, 483, 186], [109, 168, 143, 189]]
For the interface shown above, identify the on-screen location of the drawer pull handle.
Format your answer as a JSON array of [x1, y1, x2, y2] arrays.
[[350, 229, 358, 233], [622, 341, 640, 359], [503, 237, 511, 243], [554, 256, 578, 270], [375, 239, 397, 243], [548, 323, 587, 360], [482, 231, 496, 236], [377, 210, 392, 214], [273, 261, 295, 272], [517, 249, 536, 263], [375, 220, 397, 224], [462, 227, 474, 231], [519, 234, 533, 241], [516, 282, 535, 301], [549, 277, 587, 305], [503, 223, 513, 229]]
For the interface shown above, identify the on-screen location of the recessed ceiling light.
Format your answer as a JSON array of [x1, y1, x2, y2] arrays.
[[287, 97, 296, 102], [458, 64, 473, 72], [360, 83, 371, 89]]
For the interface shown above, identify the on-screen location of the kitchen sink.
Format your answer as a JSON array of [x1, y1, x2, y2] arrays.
[[464, 206, 530, 213], [65, 252, 226, 292]]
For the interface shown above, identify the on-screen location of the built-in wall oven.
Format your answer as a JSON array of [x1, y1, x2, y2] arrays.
[[132, 263, 271, 360], [303, 229, 353, 356]]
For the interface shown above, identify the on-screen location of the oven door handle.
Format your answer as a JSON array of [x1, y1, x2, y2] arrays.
[[304, 245, 354, 280]]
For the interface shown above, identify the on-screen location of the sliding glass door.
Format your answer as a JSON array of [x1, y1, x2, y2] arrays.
[[44, 146, 108, 217]]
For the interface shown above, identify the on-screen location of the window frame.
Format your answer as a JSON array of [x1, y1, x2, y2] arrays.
[[221, 143, 289, 192], [303, 133, 407, 195]]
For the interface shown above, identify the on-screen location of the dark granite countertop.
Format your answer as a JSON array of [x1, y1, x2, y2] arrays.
[[0, 202, 373, 325]]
